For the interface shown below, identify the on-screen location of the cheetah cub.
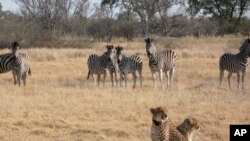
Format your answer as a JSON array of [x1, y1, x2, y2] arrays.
[[177, 118, 200, 141], [150, 107, 187, 141]]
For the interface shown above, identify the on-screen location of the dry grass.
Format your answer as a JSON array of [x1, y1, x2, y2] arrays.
[[0, 36, 249, 141]]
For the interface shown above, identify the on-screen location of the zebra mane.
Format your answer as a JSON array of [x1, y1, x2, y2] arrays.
[[239, 39, 250, 52]]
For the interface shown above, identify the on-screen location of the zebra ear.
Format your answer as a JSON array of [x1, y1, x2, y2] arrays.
[[14, 41, 19, 47], [248, 38, 250, 43], [145, 38, 149, 43], [106, 45, 109, 49], [150, 38, 154, 42], [110, 45, 114, 49], [120, 47, 123, 51]]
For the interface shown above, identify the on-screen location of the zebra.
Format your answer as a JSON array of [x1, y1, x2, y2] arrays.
[[145, 38, 177, 89], [12, 53, 31, 86], [87, 45, 115, 86], [115, 46, 143, 88], [104, 47, 118, 87], [0, 41, 31, 86], [219, 38, 250, 90]]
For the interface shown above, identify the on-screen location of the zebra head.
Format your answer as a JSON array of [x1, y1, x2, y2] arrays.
[[115, 46, 123, 64], [11, 41, 19, 55], [145, 38, 156, 57], [104, 45, 115, 65], [239, 39, 250, 57], [106, 45, 114, 54]]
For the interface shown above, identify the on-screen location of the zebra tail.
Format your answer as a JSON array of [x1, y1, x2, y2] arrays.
[[87, 70, 90, 80], [28, 68, 31, 76]]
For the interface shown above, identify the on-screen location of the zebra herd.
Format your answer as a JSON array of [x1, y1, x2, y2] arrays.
[[1, 38, 250, 90], [87, 38, 250, 90], [87, 39, 176, 88]]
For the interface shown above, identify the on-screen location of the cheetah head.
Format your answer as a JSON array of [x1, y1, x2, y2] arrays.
[[182, 118, 200, 132], [150, 107, 168, 126]]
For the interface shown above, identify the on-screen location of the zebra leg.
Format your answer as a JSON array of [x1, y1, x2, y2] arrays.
[[237, 72, 241, 90], [124, 72, 128, 87], [138, 70, 142, 87], [242, 69, 246, 90], [152, 72, 157, 88], [169, 68, 175, 87], [12, 70, 17, 85], [119, 72, 123, 87], [97, 74, 101, 86], [114, 70, 118, 87], [159, 69, 164, 89], [132, 72, 137, 88], [227, 72, 232, 90], [103, 71, 107, 86], [219, 70, 224, 86], [22, 72, 27, 86], [93, 75, 96, 86], [17, 72, 21, 87], [166, 71, 170, 88], [110, 70, 114, 87]]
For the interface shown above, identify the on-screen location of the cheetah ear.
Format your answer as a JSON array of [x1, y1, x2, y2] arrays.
[[184, 119, 191, 125], [150, 108, 155, 114]]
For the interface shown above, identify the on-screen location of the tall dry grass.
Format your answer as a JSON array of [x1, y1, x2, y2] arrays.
[[0, 36, 249, 141]]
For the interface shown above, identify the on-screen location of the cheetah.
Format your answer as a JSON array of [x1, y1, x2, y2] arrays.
[[150, 107, 188, 141], [177, 118, 200, 141]]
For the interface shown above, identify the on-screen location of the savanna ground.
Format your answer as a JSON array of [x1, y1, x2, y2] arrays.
[[0, 36, 249, 141]]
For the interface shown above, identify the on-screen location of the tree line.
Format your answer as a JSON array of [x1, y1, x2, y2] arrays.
[[0, 0, 249, 47]]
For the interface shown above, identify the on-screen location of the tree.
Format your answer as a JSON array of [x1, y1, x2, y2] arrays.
[[15, 0, 90, 43], [187, 0, 250, 34], [86, 18, 114, 41], [0, 2, 2, 12], [101, 0, 119, 18], [121, 0, 179, 35], [114, 11, 139, 40]]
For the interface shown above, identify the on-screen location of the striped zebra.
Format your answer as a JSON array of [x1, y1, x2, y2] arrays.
[[87, 45, 115, 86], [145, 38, 177, 89], [104, 47, 118, 87], [0, 41, 31, 86], [115, 46, 143, 88], [219, 38, 250, 90], [12, 52, 31, 86]]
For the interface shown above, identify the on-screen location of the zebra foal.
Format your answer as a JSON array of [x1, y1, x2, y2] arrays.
[[115, 46, 143, 88], [145, 38, 177, 89], [219, 38, 250, 90], [87, 45, 115, 86]]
